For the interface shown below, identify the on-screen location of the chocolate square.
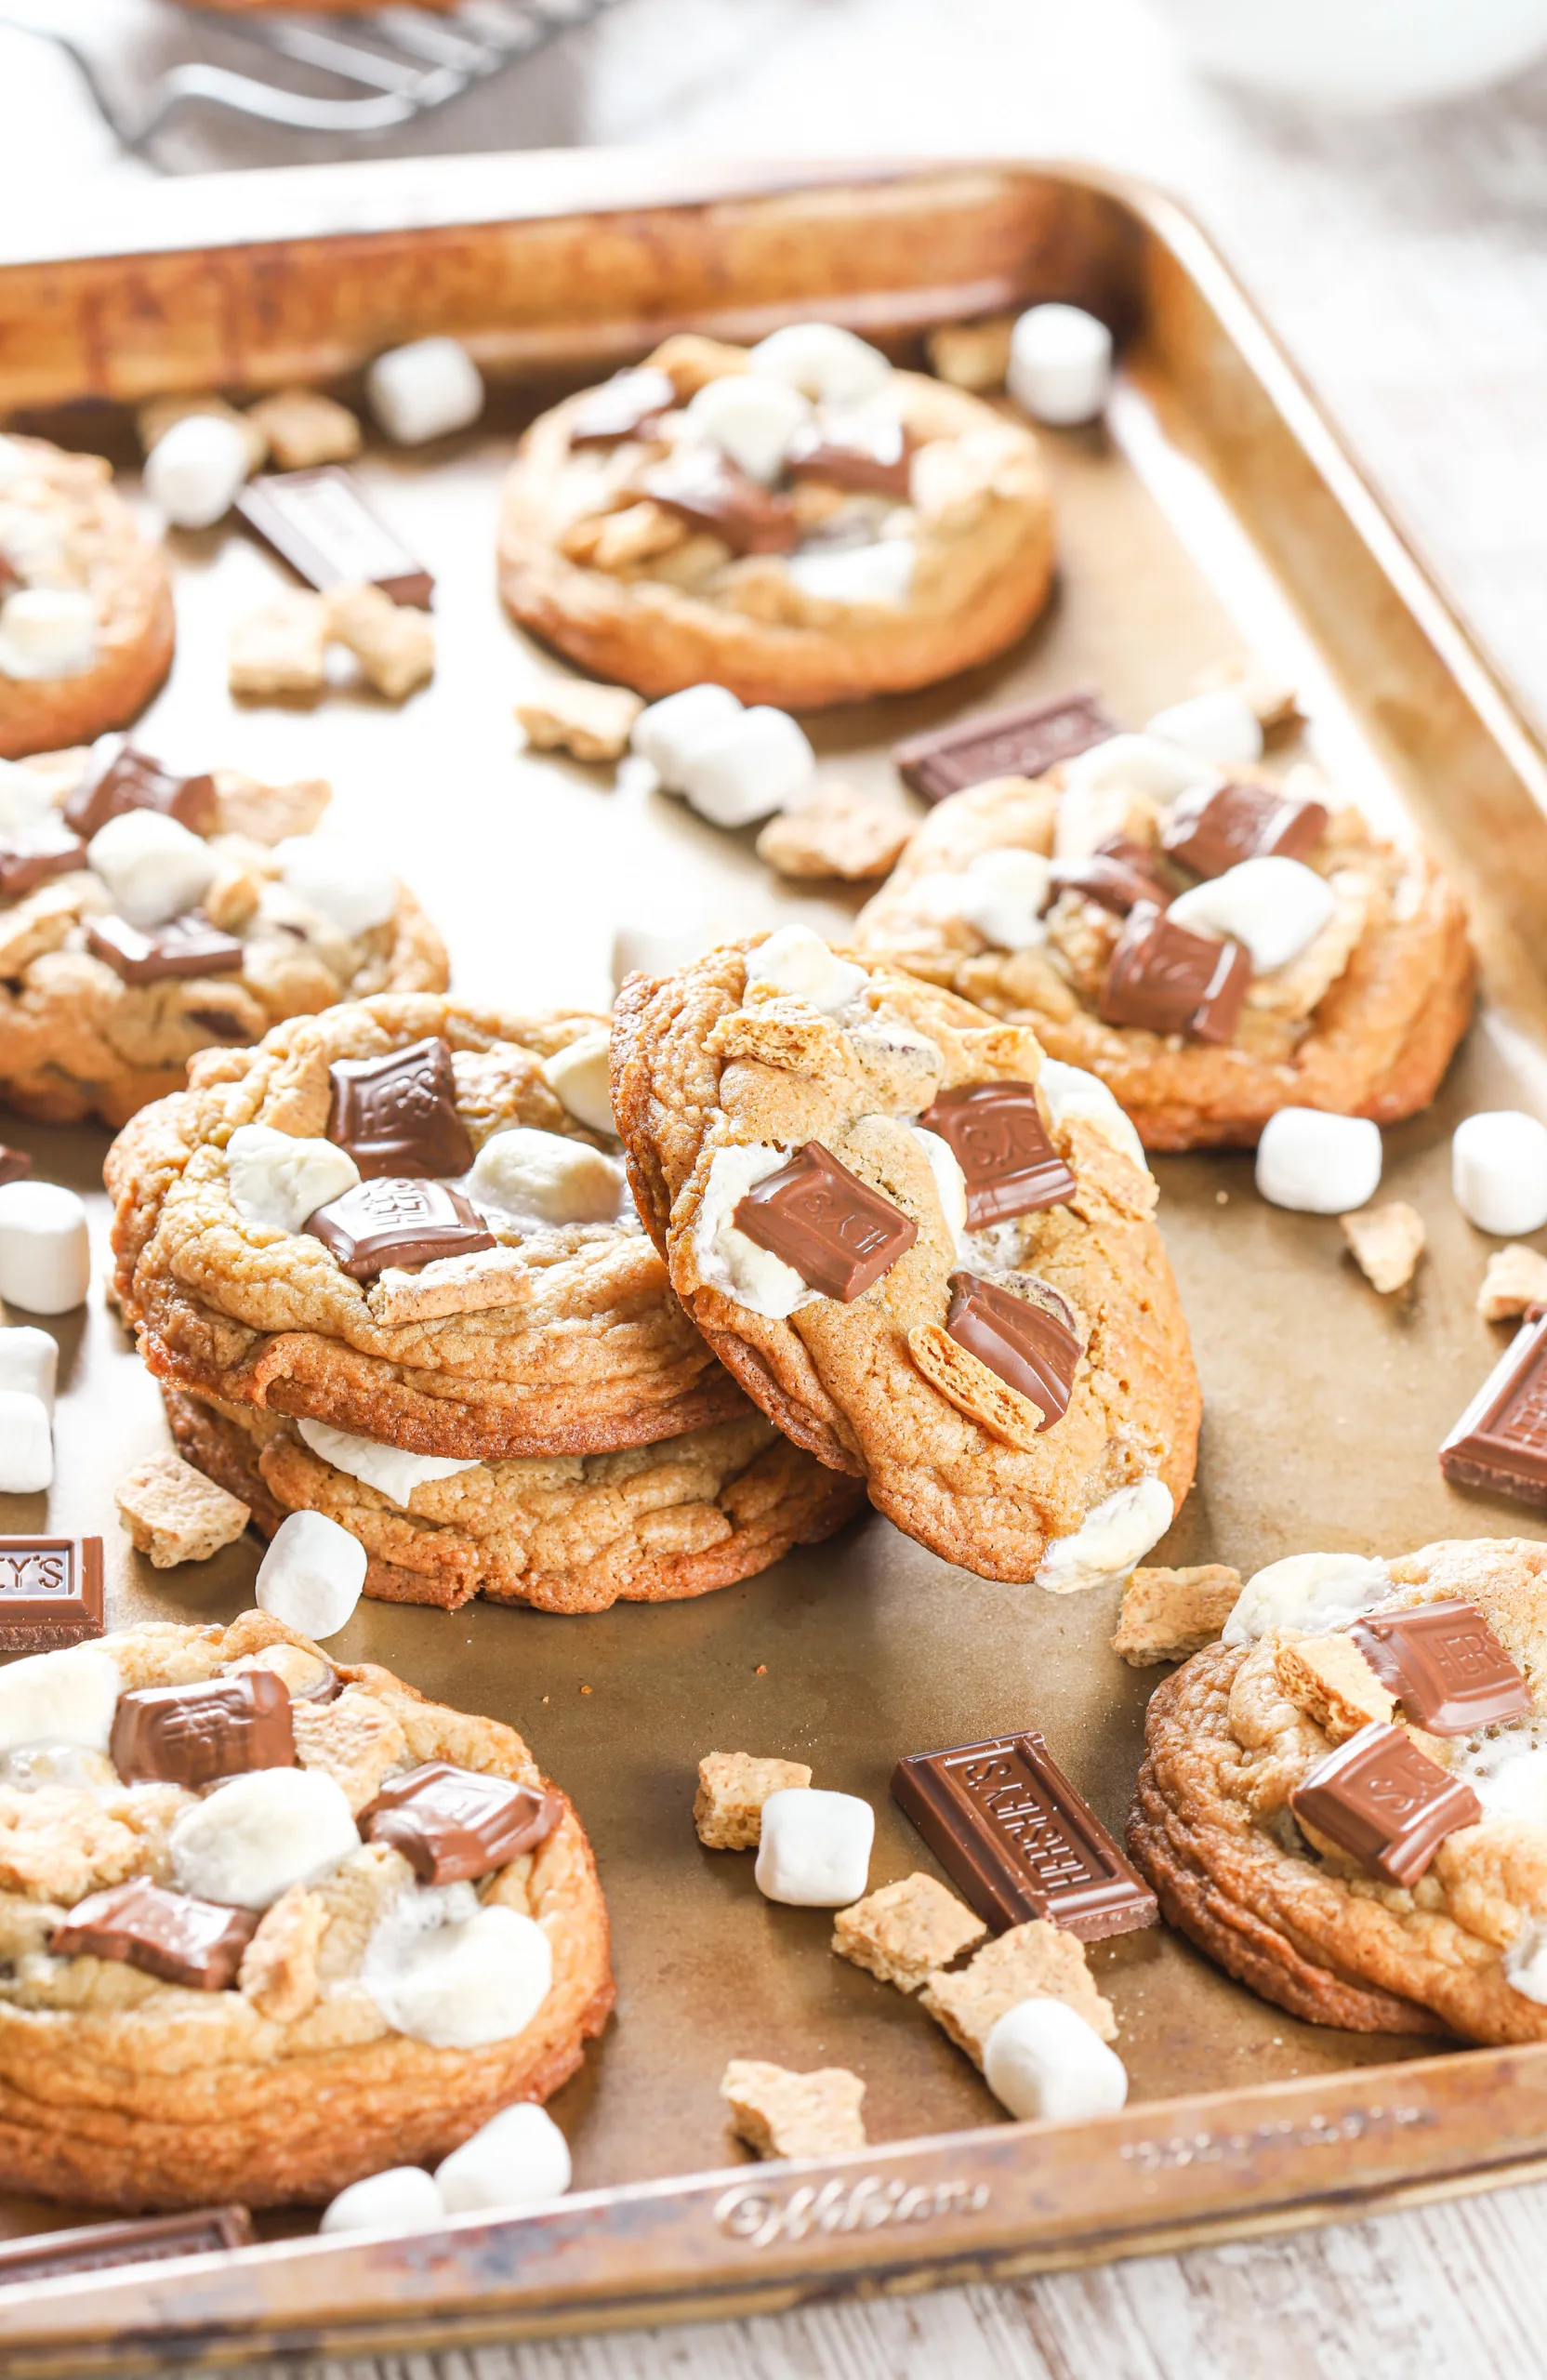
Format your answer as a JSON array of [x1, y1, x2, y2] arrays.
[[945, 1271, 1080, 1427], [0, 1537, 104, 1650], [364, 1760, 562, 1885], [305, 1176, 496, 1284], [1350, 1600, 1531, 1735], [326, 1036, 474, 1180], [1289, 1721, 1481, 1886], [0, 2205, 253, 2282], [1099, 899, 1251, 1043], [0, 824, 88, 897], [919, 1082, 1075, 1228], [568, 366, 675, 447], [638, 449, 799, 556], [236, 468, 434, 609], [64, 743, 218, 840], [111, 1673, 296, 1791], [787, 417, 913, 497], [51, 1876, 258, 1991], [86, 913, 245, 985], [733, 1142, 918, 1301], [1160, 779, 1327, 879], [1440, 1313, 1547, 1507], [1048, 836, 1174, 917], [893, 691, 1117, 805]]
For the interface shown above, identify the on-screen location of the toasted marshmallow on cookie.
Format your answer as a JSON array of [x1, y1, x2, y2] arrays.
[[227, 1124, 361, 1237], [469, 1126, 624, 1228]]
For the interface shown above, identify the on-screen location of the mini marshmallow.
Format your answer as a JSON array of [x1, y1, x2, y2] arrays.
[[171, 1765, 359, 1910], [469, 1126, 623, 1228], [1167, 854, 1333, 973], [541, 1032, 615, 1137], [943, 848, 1051, 951], [1505, 1923, 1547, 2005], [0, 438, 27, 490], [693, 1142, 815, 1320], [983, 1995, 1129, 2122], [1007, 303, 1114, 428], [0, 588, 97, 681], [1037, 1059, 1148, 1174], [913, 1127, 969, 1238], [755, 1787, 874, 1907], [750, 323, 892, 407], [1255, 1108, 1382, 1215], [684, 373, 811, 485], [365, 1899, 552, 2050], [1063, 734, 1217, 805], [786, 540, 916, 608], [631, 683, 743, 787], [676, 707, 815, 829], [226, 1123, 361, 1237], [0, 1643, 120, 1756], [86, 808, 217, 932], [256, 1510, 367, 1641], [0, 1325, 58, 1414], [1222, 1552, 1391, 1646], [320, 2166, 444, 2236], [277, 837, 397, 937], [1144, 688, 1264, 768], [1470, 1741, 1547, 1830], [298, 1419, 477, 1507], [0, 1391, 50, 1493], [0, 759, 56, 839], [1452, 1111, 1547, 1236], [610, 917, 707, 991], [366, 337, 484, 446], [0, 1181, 91, 1316], [436, 2102, 572, 2214], [1034, 1476, 1173, 1594], [144, 413, 251, 530], [745, 923, 866, 1014]]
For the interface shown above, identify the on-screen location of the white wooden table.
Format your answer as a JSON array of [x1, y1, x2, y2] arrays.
[[7, 2, 1547, 2370]]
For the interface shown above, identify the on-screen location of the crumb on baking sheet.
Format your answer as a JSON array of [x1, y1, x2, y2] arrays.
[[114, 1450, 250, 1569], [694, 1751, 813, 1850], [920, 1919, 1116, 2067], [832, 1872, 986, 1993], [1111, 1564, 1242, 1668], [1478, 1242, 1547, 1322], [1341, 1200, 1425, 1294], [516, 678, 643, 762], [721, 2058, 867, 2159], [755, 784, 913, 883]]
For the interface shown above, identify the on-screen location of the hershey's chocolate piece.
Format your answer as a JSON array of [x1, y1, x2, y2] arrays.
[[0, 2205, 253, 2283], [1049, 836, 1174, 917], [51, 1876, 258, 1990], [0, 1538, 103, 1650], [1289, 1721, 1482, 1887], [0, 824, 88, 898], [568, 366, 675, 447], [1161, 779, 1328, 879], [0, 1145, 33, 1187], [1440, 1313, 1547, 1507], [305, 1175, 496, 1284], [64, 742, 218, 840], [111, 1672, 296, 1791], [734, 1142, 918, 1301], [184, 1005, 253, 1041], [236, 468, 434, 609], [364, 1760, 562, 1884], [86, 912, 245, 986], [894, 690, 1118, 805], [920, 1081, 1075, 1228], [1100, 900, 1251, 1044], [1350, 1599, 1531, 1735], [327, 1036, 473, 1180], [787, 417, 913, 497], [637, 448, 800, 556], [945, 1271, 1079, 1427], [892, 1731, 1157, 1939]]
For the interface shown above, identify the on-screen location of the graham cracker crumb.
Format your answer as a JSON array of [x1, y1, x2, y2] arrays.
[[920, 1919, 1116, 2068], [325, 585, 434, 702], [1112, 1564, 1242, 1667], [114, 1450, 250, 1568], [245, 389, 362, 472], [517, 679, 643, 763], [212, 768, 331, 845], [694, 1751, 812, 1850], [238, 1884, 327, 2024], [1478, 1243, 1547, 1323], [230, 592, 328, 701], [644, 333, 749, 400], [756, 784, 913, 883], [832, 1873, 985, 1993], [721, 2059, 866, 2160], [1341, 1201, 1425, 1294], [907, 1319, 1044, 1449], [926, 315, 1014, 393], [292, 1687, 407, 1815], [365, 1244, 534, 1328], [1275, 1634, 1395, 1742]]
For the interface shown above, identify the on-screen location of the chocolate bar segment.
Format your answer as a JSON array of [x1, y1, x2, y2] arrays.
[[364, 1760, 562, 1885], [0, 1537, 103, 1650], [51, 1877, 258, 1991], [892, 1731, 1157, 1939], [568, 367, 675, 447], [1350, 1600, 1531, 1734], [919, 1082, 1074, 1227], [0, 2205, 253, 2283], [0, 1145, 33, 1188], [305, 1176, 496, 1284], [734, 1143, 918, 1301], [64, 743, 218, 840], [111, 1673, 296, 1791], [236, 468, 433, 609], [0, 823, 89, 898], [86, 913, 245, 985], [1160, 779, 1328, 879], [1099, 900, 1251, 1044], [1049, 836, 1174, 917], [326, 1036, 473, 1180], [638, 448, 799, 556], [1289, 1721, 1481, 1887], [894, 690, 1117, 805], [1440, 1312, 1547, 1507], [787, 417, 913, 497], [945, 1272, 1080, 1427]]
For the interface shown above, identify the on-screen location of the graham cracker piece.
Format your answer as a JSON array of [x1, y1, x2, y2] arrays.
[[907, 1320, 1044, 1450], [1341, 1200, 1425, 1294], [292, 1687, 408, 1815], [1275, 1634, 1395, 1743], [326, 585, 434, 703], [366, 1244, 534, 1328], [517, 679, 643, 763], [721, 2060, 866, 2160], [920, 1919, 1117, 2067], [230, 592, 327, 701], [1195, 655, 1302, 738], [212, 768, 331, 845], [926, 315, 1014, 393], [245, 388, 362, 471], [114, 1450, 251, 1568], [645, 333, 749, 399], [832, 1872, 986, 1993], [756, 785, 913, 883], [1478, 1243, 1547, 1322], [1112, 1564, 1242, 1667], [238, 1884, 327, 2024], [694, 1751, 812, 1850]]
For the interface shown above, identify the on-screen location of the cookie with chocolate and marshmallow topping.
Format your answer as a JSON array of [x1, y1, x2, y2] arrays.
[[611, 927, 1198, 1582]]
